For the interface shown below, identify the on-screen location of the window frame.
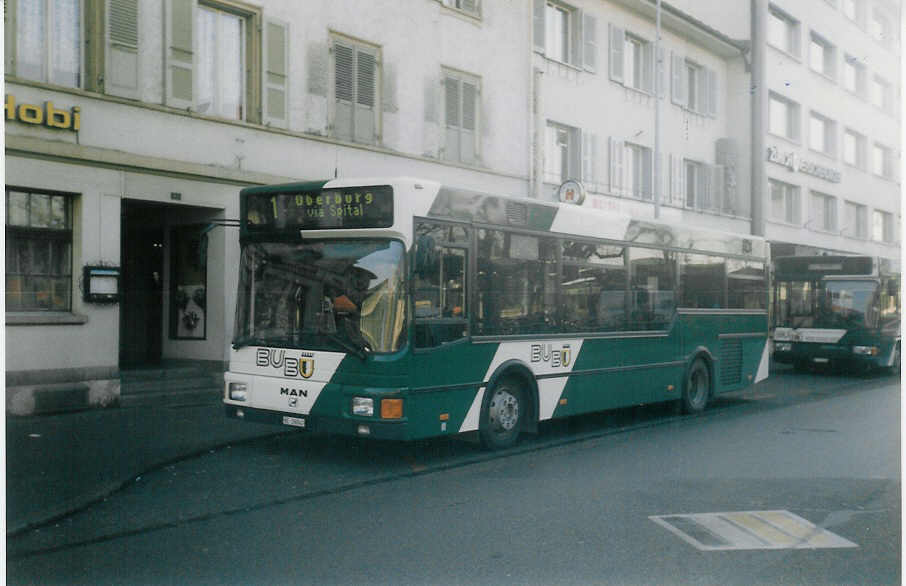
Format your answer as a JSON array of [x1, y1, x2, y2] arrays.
[[873, 209, 894, 243], [442, 68, 481, 165], [8, 0, 85, 89], [808, 31, 836, 79], [768, 92, 800, 142], [439, 0, 481, 19], [329, 32, 382, 145], [767, 6, 800, 58], [195, 1, 249, 121], [808, 111, 836, 157], [871, 142, 893, 179], [810, 191, 838, 233], [5, 186, 75, 313], [842, 128, 866, 169], [843, 200, 868, 239], [544, 121, 580, 185], [769, 179, 801, 225], [842, 54, 866, 97]]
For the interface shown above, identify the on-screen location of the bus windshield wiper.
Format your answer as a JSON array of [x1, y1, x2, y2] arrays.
[[322, 332, 368, 361]]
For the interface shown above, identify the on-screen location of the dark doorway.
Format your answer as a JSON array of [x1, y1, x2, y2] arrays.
[[120, 200, 166, 366]]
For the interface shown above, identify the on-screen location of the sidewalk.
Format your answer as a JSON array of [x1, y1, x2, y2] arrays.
[[6, 401, 285, 535]]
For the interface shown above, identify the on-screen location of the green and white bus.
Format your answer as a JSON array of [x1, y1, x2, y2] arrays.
[[772, 255, 901, 373], [224, 178, 770, 448]]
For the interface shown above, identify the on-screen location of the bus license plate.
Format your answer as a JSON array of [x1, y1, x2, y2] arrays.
[[282, 415, 307, 428], [812, 357, 829, 364]]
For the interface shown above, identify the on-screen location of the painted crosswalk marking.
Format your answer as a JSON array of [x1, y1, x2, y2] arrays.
[[650, 510, 858, 551]]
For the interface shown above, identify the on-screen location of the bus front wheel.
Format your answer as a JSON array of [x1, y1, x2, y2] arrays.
[[681, 359, 710, 414], [479, 379, 525, 450]]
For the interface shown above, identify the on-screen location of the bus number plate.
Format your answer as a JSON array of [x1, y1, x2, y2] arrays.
[[282, 415, 307, 428]]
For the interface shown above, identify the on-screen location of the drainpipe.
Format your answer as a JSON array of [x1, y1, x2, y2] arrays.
[[750, 0, 767, 236]]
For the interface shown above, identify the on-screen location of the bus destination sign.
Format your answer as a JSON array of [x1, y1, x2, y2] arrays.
[[246, 185, 393, 231]]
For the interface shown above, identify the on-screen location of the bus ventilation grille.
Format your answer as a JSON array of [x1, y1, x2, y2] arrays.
[[719, 339, 743, 386], [506, 201, 528, 226]]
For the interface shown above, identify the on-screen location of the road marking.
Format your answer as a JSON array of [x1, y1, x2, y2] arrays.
[[650, 510, 858, 551]]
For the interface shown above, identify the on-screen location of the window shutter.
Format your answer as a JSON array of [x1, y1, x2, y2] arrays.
[[582, 12, 596, 72], [263, 18, 289, 129], [696, 67, 708, 114], [354, 47, 377, 144], [582, 131, 597, 185], [609, 137, 624, 195], [444, 76, 460, 161], [706, 68, 718, 117], [166, 0, 194, 109], [568, 128, 581, 180], [5, 0, 16, 76], [641, 149, 652, 200], [609, 24, 624, 83], [333, 40, 354, 141], [106, 0, 139, 99], [533, 0, 545, 53], [461, 80, 477, 163], [696, 166, 707, 210], [671, 52, 685, 106], [642, 41, 654, 93]]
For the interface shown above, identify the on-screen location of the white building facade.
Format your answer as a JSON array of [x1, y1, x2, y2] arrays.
[[757, 0, 901, 259]]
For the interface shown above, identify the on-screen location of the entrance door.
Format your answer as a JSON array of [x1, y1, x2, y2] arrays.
[[120, 201, 165, 366]]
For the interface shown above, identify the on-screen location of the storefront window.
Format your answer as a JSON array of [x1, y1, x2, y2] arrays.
[[5, 188, 73, 312]]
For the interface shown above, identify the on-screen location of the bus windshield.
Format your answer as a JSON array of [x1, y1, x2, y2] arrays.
[[233, 239, 407, 355], [775, 279, 877, 329]]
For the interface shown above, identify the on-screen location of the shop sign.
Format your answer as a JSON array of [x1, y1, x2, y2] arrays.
[[766, 146, 841, 183], [5, 95, 81, 131]]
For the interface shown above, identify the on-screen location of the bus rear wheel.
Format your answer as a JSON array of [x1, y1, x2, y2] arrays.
[[479, 379, 525, 450], [681, 359, 710, 414]]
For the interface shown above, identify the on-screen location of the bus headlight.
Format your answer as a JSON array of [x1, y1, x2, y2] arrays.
[[352, 397, 374, 416], [852, 345, 879, 356], [775, 342, 792, 352], [229, 382, 248, 401]]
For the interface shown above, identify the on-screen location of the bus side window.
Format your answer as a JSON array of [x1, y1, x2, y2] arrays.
[[629, 247, 676, 330], [414, 222, 469, 348]]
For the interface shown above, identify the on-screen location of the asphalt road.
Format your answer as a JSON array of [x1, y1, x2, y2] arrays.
[[8, 368, 901, 585]]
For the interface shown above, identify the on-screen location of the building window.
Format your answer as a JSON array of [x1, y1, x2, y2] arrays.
[[9, 0, 82, 87], [5, 188, 73, 312], [625, 143, 653, 200], [808, 112, 836, 156], [869, 7, 892, 47], [843, 129, 866, 169], [770, 179, 800, 224], [808, 32, 835, 78], [810, 192, 837, 232], [769, 93, 799, 141], [685, 160, 712, 210], [871, 76, 892, 113], [624, 34, 653, 93], [440, 0, 480, 18], [332, 35, 380, 145], [873, 210, 894, 242], [537, 1, 595, 71], [196, 4, 245, 120], [443, 69, 480, 164], [768, 7, 799, 57], [872, 143, 893, 179], [843, 54, 866, 96], [844, 201, 868, 238], [545, 122, 580, 184]]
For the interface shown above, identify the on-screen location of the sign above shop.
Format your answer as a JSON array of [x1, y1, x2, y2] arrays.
[[766, 146, 841, 183], [5, 95, 81, 131]]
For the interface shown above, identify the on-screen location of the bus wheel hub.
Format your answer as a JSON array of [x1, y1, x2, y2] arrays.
[[490, 390, 519, 431]]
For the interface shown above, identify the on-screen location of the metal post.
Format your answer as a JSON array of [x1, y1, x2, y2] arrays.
[[750, 0, 767, 236], [653, 0, 662, 219]]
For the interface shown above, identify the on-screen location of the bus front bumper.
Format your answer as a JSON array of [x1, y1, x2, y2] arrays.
[[774, 342, 890, 371], [224, 404, 412, 440]]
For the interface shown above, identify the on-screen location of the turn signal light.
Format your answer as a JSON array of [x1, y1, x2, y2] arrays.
[[381, 398, 403, 419]]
